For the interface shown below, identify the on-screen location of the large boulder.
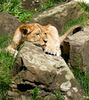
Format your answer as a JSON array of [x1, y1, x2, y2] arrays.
[[8, 42, 86, 100], [0, 12, 21, 36], [64, 25, 89, 73], [33, 1, 83, 33]]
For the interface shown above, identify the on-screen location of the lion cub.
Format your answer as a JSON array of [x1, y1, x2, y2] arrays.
[[6, 23, 82, 57]]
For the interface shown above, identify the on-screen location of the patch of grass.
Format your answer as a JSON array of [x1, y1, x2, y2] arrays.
[[0, 0, 34, 22], [60, 2, 89, 34], [39, 0, 54, 11], [0, 51, 14, 99], [31, 87, 40, 100], [55, 91, 63, 100], [31, 87, 62, 100], [0, 0, 66, 22], [66, 42, 89, 99], [0, 35, 11, 48], [79, 2, 89, 12], [38, 0, 65, 12], [61, 12, 89, 35], [0, 51, 15, 99], [73, 67, 89, 99], [0, 35, 15, 99]]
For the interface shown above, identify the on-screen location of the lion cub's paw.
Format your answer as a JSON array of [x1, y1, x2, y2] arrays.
[[44, 45, 61, 56], [5, 46, 18, 58]]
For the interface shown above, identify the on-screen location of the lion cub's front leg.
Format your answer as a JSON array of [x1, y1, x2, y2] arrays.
[[44, 25, 61, 56], [45, 39, 61, 56], [6, 28, 22, 57]]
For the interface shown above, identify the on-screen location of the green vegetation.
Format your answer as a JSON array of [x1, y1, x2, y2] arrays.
[[60, 2, 89, 35], [39, 0, 65, 12], [79, 2, 89, 12], [0, 51, 14, 99], [0, 0, 33, 22], [64, 13, 89, 30], [31, 87, 40, 100], [31, 87, 62, 100], [0, 35, 11, 48], [69, 47, 89, 99], [73, 67, 89, 99], [0, 0, 65, 22], [0, 35, 15, 99], [60, 12, 89, 35], [55, 91, 63, 100]]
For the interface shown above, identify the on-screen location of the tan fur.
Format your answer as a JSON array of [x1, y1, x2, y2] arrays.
[[6, 23, 82, 56]]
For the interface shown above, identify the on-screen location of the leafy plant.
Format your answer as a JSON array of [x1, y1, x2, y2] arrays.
[[55, 91, 63, 100], [31, 87, 40, 100]]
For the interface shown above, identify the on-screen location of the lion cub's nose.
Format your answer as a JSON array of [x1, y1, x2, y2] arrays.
[[43, 39, 47, 43], [44, 40, 47, 43]]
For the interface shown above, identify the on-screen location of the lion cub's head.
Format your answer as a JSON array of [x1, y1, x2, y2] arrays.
[[19, 23, 47, 47]]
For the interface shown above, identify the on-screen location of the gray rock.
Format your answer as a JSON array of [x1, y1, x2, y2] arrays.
[[66, 26, 89, 73], [10, 42, 86, 100], [33, 1, 83, 33], [0, 12, 21, 36]]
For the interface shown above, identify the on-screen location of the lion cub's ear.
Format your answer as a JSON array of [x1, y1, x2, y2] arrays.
[[19, 24, 31, 35]]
